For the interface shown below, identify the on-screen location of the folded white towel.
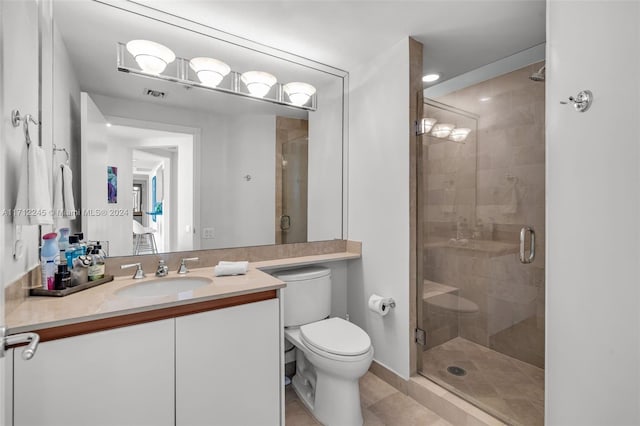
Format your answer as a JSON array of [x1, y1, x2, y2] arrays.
[[214, 261, 249, 277], [14, 144, 53, 226], [53, 164, 76, 222], [218, 261, 249, 268]]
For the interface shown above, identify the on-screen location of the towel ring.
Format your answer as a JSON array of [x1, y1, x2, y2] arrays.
[[11, 110, 39, 146], [53, 144, 70, 165]]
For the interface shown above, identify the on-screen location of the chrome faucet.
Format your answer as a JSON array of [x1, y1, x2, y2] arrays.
[[177, 257, 199, 274], [155, 259, 169, 277], [121, 262, 145, 279]]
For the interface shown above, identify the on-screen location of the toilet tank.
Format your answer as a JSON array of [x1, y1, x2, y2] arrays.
[[273, 266, 331, 327]]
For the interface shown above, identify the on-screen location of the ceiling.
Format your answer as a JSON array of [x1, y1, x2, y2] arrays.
[[134, 0, 546, 85], [54, 1, 340, 118]]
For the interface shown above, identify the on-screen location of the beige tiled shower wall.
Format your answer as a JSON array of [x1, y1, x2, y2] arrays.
[[423, 62, 545, 368], [275, 117, 309, 244]]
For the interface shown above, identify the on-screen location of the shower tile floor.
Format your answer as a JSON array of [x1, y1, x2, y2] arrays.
[[285, 372, 452, 425], [422, 337, 544, 426]]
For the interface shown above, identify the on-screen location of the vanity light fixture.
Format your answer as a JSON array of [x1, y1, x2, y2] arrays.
[[241, 71, 277, 98], [448, 127, 471, 142], [117, 42, 316, 111], [431, 123, 455, 138], [419, 117, 438, 134], [422, 73, 440, 83], [125, 40, 175, 75], [189, 57, 231, 88], [283, 82, 316, 106]]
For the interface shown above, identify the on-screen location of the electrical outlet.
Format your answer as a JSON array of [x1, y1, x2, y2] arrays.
[[202, 227, 215, 239]]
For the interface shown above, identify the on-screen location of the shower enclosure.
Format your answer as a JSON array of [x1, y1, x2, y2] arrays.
[[417, 63, 545, 426], [275, 117, 309, 244]]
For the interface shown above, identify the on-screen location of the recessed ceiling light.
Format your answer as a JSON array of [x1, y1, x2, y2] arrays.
[[479, 97, 491, 102], [422, 73, 440, 83], [106, 123, 112, 127]]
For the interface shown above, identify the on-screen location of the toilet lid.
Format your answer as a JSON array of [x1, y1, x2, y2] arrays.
[[300, 317, 371, 356]]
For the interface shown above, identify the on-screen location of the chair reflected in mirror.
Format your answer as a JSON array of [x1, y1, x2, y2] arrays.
[[132, 220, 158, 255]]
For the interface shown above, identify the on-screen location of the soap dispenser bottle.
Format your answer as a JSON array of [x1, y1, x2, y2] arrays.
[[41, 232, 59, 290], [54, 252, 71, 290], [88, 248, 105, 281]]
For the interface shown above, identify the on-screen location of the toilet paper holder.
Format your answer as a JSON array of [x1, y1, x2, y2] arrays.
[[368, 294, 396, 317]]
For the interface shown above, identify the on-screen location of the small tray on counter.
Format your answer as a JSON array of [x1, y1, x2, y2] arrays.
[[29, 275, 114, 297]]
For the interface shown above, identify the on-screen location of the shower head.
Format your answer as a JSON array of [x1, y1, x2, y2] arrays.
[[529, 65, 546, 82]]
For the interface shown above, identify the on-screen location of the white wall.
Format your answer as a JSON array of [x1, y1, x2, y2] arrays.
[[308, 77, 344, 241], [52, 20, 81, 233], [546, 1, 640, 424], [2, 0, 41, 287], [217, 116, 276, 248], [347, 38, 411, 379]]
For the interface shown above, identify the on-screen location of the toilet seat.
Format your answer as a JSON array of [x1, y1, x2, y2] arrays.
[[300, 317, 371, 357]]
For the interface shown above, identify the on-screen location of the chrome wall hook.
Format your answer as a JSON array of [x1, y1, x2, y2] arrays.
[[560, 90, 593, 112], [11, 110, 40, 146]]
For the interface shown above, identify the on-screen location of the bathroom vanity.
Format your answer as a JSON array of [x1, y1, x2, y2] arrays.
[[4, 250, 360, 426], [5, 268, 284, 426]]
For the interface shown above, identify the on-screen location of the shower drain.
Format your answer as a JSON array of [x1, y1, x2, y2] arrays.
[[446, 366, 467, 377]]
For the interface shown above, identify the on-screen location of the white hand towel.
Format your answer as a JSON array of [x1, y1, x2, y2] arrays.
[[53, 164, 76, 221], [502, 181, 518, 215], [218, 261, 249, 268], [14, 144, 53, 226], [214, 261, 249, 277]]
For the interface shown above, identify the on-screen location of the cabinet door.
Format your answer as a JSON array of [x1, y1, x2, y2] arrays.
[[13, 319, 174, 426], [176, 299, 280, 426]]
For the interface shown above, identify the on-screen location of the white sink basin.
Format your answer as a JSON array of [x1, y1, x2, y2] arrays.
[[116, 277, 212, 298]]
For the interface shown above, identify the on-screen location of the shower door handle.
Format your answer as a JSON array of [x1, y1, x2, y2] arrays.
[[519, 227, 535, 264]]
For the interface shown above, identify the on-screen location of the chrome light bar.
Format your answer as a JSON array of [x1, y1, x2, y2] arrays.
[[116, 42, 317, 111]]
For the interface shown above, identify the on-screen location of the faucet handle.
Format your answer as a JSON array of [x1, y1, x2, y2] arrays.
[[121, 263, 145, 279], [177, 257, 199, 274]]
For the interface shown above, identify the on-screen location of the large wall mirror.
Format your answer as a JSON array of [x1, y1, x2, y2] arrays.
[[49, 0, 345, 257]]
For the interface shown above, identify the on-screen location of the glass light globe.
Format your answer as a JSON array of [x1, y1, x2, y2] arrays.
[[283, 82, 316, 106], [241, 71, 277, 98], [449, 128, 471, 142], [420, 118, 438, 133], [189, 57, 231, 88], [126, 40, 175, 75], [431, 123, 454, 138]]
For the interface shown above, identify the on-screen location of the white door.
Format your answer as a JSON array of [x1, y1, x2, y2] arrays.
[[1, 0, 41, 424], [82, 94, 156, 256], [546, 1, 640, 425]]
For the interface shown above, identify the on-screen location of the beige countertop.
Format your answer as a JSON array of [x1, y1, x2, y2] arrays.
[[6, 251, 360, 334]]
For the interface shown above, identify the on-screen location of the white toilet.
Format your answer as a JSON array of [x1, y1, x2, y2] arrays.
[[274, 266, 374, 426]]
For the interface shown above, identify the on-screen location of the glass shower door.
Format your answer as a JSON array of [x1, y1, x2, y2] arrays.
[[417, 62, 545, 426], [280, 137, 308, 244]]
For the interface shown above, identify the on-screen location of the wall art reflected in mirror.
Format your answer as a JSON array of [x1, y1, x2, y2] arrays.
[[50, 0, 345, 257]]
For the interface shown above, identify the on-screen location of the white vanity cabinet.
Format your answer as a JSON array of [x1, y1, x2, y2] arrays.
[[10, 296, 282, 426], [175, 299, 281, 426], [12, 319, 175, 426]]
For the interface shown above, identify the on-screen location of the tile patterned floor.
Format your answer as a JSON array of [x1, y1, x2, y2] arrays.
[[285, 372, 452, 425], [421, 337, 544, 426]]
